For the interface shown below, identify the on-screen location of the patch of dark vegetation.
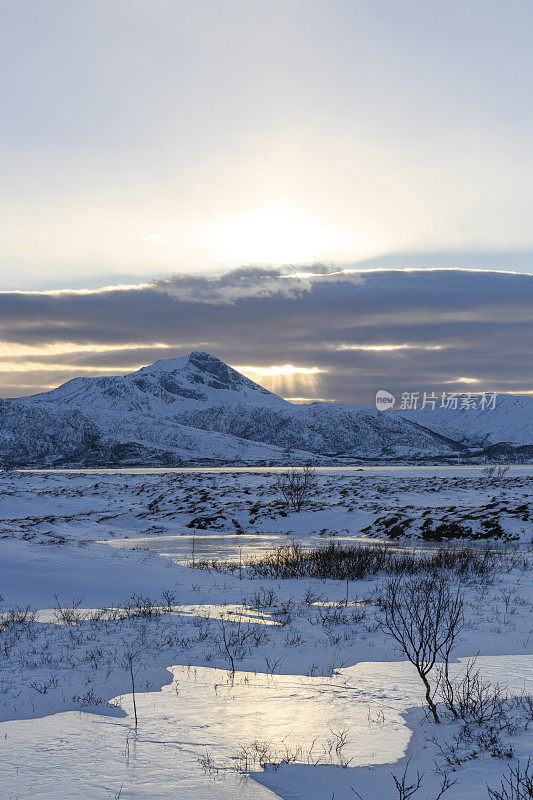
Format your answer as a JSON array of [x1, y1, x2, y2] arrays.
[[421, 520, 475, 541], [418, 519, 510, 542], [186, 514, 229, 529], [364, 500, 530, 542], [198, 541, 528, 582]]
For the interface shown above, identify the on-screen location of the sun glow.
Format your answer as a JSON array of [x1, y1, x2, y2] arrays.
[[336, 344, 444, 352], [0, 342, 177, 376], [0, 362, 147, 374], [0, 342, 173, 358], [234, 364, 325, 397], [211, 205, 337, 265]]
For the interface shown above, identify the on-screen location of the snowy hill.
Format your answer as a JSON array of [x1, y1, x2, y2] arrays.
[[400, 394, 533, 447], [175, 400, 462, 460], [0, 352, 530, 466]]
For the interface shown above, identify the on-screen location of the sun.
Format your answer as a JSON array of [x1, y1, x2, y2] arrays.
[[210, 204, 335, 265]]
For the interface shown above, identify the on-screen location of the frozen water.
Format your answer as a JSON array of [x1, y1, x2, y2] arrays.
[[1, 656, 531, 800]]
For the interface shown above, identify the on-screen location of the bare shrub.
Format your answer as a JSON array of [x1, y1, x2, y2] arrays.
[[220, 619, 235, 675], [514, 692, 533, 726], [52, 595, 86, 625], [351, 762, 456, 799], [381, 576, 464, 723], [217, 614, 269, 674], [483, 466, 510, 482], [247, 587, 276, 608], [241, 541, 508, 582], [201, 727, 353, 775], [122, 595, 163, 619], [161, 588, 177, 612], [438, 658, 507, 724], [390, 760, 423, 800], [0, 606, 36, 631], [487, 759, 533, 799], [123, 648, 140, 726], [276, 465, 317, 511]]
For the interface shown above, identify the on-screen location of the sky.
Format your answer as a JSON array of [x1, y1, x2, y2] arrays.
[[1, 1, 532, 400], [1, 267, 532, 403]]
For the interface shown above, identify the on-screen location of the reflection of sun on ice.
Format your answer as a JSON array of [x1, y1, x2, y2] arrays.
[[235, 363, 325, 398], [211, 205, 336, 265]]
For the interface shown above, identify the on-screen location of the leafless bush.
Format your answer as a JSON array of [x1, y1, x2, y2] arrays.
[[201, 727, 353, 775], [247, 587, 276, 608], [430, 716, 516, 769], [241, 541, 510, 582], [29, 676, 59, 694], [53, 595, 86, 625], [161, 588, 177, 612], [381, 576, 464, 723], [219, 614, 270, 674], [303, 586, 324, 604], [276, 465, 317, 511], [316, 605, 365, 627], [124, 595, 156, 619], [514, 692, 533, 727], [483, 466, 510, 482], [0, 606, 36, 631], [438, 658, 507, 724], [487, 759, 533, 799], [390, 760, 424, 800], [113, 784, 124, 800], [71, 688, 106, 706], [220, 619, 236, 675], [123, 648, 140, 725], [351, 761, 456, 799]]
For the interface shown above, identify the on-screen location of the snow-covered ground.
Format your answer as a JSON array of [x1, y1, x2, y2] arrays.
[[0, 467, 531, 799]]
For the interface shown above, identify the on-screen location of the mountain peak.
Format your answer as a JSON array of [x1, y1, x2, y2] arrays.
[[136, 351, 232, 374], [24, 351, 288, 411], [136, 351, 261, 394], [125, 352, 283, 406], [188, 350, 218, 361]]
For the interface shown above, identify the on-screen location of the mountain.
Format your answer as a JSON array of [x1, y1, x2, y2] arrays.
[[399, 394, 533, 447], [0, 352, 530, 466], [173, 400, 463, 459], [25, 351, 288, 412]]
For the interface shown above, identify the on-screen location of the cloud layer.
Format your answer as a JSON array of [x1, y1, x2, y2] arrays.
[[0, 268, 531, 403]]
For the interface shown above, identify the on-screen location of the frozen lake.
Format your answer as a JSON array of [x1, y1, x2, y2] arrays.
[[17, 464, 533, 476], [106, 530, 517, 567], [106, 531, 372, 565]]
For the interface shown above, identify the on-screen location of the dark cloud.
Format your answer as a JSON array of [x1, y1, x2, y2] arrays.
[[0, 268, 531, 404]]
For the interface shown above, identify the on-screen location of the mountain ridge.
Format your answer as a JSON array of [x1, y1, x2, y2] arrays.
[[1, 352, 531, 466]]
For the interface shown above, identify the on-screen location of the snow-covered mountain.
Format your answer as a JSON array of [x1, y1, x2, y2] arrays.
[[399, 394, 533, 447], [0, 352, 530, 466], [173, 400, 461, 460], [26, 351, 288, 412]]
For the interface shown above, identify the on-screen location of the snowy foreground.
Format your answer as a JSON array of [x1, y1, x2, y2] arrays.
[[0, 466, 532, 799]]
